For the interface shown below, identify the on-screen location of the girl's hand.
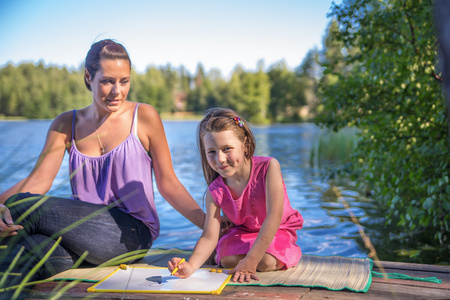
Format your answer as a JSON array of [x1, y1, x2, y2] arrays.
[[229, 258, 260, 283], [168, 257, 194, 279], [0, 204, 23, 237]]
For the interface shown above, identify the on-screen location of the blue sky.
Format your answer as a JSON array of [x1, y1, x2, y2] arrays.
[[0, 0, 335, 77]]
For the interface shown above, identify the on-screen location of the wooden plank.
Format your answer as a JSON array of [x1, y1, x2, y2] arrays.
[[372, 276, 450, 290], [27, 282, 310, 300], [368, 281, 450, 299], [26, 276, 450, 300], [372, 262, 450, 290], [26, 259, 450, 299], [374, 261, 450, 273], [301, 289, 379, 300], [301, 281, 450, 300], [372, 267, 450, 280]]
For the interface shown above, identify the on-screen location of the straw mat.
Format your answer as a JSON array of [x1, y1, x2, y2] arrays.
[[228, 255, 372, 293], [49, 249, 373, 293]]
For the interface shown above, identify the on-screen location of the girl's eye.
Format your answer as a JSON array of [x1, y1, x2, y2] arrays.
[[101, 79, 113, 84], [121, 80, 129, 85], [207, 150, 216, 155]]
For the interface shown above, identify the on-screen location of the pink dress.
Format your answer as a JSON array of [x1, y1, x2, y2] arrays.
[[209, 156, 303, 268]]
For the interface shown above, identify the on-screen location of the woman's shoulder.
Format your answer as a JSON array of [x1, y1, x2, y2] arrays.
[[134, 103, 162, 125], [48, 110, 75, 134], [136, 103, 159, 117], [54, 109, 74, 121]]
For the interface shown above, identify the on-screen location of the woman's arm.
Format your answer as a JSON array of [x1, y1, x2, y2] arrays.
[[232, 158, 284, 276], [0, 111, 71, 234], [138, 104, 205, 229], [0, 112, 71, 203], [169, 191, 221, 278]]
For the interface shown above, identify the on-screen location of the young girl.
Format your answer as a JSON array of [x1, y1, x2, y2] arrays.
[[168, 107, 303, 283]]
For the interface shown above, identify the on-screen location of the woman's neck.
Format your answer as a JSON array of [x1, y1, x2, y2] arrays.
[[90, 105, 117, 124]]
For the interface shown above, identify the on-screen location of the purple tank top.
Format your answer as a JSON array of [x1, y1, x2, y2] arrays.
[[69, 104, 159, 240]]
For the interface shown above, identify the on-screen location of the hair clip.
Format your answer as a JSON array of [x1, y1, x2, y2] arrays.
[[233, 117, 244, 127]]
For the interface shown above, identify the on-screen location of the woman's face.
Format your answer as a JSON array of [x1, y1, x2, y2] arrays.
[[85, 59, 131, 113]]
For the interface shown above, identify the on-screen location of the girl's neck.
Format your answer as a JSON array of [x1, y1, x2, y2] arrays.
[[223, 157, 252, 199]]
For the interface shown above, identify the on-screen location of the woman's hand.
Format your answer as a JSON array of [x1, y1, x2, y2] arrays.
[[168, 257, 194, 279], [220, 214, 234, 237], [228, 258, 260, 283], [0, 203, 23, 237]]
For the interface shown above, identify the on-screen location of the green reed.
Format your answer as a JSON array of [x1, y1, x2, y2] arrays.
[[0, 193, 150, 299], [310, 127, 358, 169]]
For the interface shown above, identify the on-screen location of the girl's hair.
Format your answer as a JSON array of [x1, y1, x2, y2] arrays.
[[197, 107, 256, 185], [84, 39, 131, 91]]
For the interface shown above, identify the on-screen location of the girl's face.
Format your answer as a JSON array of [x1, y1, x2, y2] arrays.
[[203, 130, 249, 181], [85, 59, 131, 113]]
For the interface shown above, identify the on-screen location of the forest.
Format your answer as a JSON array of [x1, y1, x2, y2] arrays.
[[0, 53, 314, 123], [0, 0, 448, 256]]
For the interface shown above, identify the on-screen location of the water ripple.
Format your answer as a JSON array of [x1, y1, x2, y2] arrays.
[[0, 120, 377, 258]]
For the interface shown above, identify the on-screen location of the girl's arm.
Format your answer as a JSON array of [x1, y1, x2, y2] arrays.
[[0, 112, 71, 235], [139, 104, 205, 229], [169, 190, 221, 278], [231, 158, 284, 281]]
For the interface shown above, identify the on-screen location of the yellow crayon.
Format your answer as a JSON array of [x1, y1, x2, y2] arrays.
[[171, 258, 185, 275]]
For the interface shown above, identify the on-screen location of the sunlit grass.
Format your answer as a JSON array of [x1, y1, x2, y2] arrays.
[[0, 193, 149, 299], [310, 127, 358, 167]]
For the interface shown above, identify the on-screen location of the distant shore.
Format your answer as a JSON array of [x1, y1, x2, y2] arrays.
[[0, 112, 203, 121], [160, 112, 203, 120]]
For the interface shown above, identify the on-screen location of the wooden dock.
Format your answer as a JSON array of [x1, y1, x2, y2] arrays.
[[25, 260, 449, 299]]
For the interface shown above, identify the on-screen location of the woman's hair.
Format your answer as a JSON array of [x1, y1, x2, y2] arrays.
[[84, 39, 131, 91], [197, 107, 256, 185]]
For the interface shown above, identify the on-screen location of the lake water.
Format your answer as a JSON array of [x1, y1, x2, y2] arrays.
[[0, 120, 379, 259]]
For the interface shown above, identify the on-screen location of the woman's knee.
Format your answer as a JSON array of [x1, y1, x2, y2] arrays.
[[5, 192, 36, 205]]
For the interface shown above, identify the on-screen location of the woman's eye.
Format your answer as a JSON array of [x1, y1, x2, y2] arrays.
[[121, 80, 129, 85], [101, 80, 112, 84]]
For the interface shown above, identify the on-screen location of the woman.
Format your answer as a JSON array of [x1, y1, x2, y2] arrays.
[[0, 39, 205, 287]]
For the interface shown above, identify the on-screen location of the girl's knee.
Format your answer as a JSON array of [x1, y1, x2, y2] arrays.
[[257, 254, 283, 272], [220, 255, 244, 268]]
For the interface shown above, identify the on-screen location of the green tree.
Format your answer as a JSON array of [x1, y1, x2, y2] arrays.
[[187, 63, 209, 112], [318, 0, 449, 245], [225, 65, 245, 113], [133, 66, 173, 113], [239, 62, 271, 123], [268, 60, 306, 122]]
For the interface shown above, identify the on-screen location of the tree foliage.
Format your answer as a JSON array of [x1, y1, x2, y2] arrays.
[[317, 0, 449, 245], [0, 63, 90, 118], [1, 59, 313, 123]]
